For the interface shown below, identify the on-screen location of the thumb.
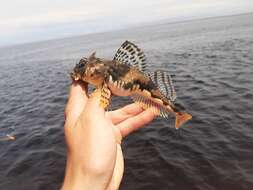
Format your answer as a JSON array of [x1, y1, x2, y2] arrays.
[[81, 91, 105, 120]]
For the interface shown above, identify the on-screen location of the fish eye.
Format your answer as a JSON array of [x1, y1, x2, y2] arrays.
[[78, 58, 87, 67]]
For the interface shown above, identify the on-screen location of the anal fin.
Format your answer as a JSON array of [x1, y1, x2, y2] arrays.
[[132, 95, 169, 118], [132, 95, 192, 129]]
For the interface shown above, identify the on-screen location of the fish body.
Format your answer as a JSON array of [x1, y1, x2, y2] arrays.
[[71, 41, 192, 129]]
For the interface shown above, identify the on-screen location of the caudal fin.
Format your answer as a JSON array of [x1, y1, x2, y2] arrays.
[[175, 112, 192, 129]]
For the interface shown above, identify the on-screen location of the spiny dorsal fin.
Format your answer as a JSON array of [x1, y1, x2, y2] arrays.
[[113, 40, 147, 72], [148, 70, 177, 102], [89, 52, 96, 60]]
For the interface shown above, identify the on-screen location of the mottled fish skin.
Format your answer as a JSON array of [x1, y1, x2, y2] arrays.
[[73, 58, 180, 115], [71, 41, 192, 129], [106, 61, 182, 114]]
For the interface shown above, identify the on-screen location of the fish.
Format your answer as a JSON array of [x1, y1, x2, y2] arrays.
[[71, 40, 192, 129]]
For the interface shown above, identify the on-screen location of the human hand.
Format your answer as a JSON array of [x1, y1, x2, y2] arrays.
[[61, 82, 156, 190]]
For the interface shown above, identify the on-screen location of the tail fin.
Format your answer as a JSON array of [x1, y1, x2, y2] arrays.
[[175, 112, 192, 129]]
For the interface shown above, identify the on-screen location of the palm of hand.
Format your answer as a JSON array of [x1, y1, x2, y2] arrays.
[[63, 82, 156, 190]]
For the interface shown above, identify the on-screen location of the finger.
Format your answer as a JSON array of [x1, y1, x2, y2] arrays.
[[65, 81, 88, 127], [106, 103, 143, 125], [80, 91, 105, 122], [78, 92, 117, 141], [117, 109, 157, 138]]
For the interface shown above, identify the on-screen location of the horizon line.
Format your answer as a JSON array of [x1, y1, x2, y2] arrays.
[[1, 11, 252, 49]]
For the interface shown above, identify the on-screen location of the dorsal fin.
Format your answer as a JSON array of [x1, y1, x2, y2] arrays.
[[148, 70, 177, 102], [113, 40, 147, 72], [89, 52, 96, 60]]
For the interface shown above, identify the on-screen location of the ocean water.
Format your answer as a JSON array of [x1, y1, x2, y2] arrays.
[[0, 13, 253, 190]]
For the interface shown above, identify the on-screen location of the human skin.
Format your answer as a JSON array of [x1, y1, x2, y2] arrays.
[[61, 82, 156, 190]]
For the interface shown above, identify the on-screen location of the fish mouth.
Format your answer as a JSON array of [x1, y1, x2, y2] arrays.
[[70, 72, 80, 81]]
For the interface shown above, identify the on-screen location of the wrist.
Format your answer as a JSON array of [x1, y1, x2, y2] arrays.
[[61, 155, 109, 190]]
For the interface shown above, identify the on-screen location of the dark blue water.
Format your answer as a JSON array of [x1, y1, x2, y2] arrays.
[[0, 13, 253, 190]]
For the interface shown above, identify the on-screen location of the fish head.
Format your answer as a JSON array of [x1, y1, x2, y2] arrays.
[[71, 52, 106, 86], [71, 57, 88, 81]]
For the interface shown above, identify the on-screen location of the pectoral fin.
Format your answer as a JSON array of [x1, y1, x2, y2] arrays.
[[175, 112, 192, 129], [90, 84, 111, 109], [100, 84, 111, 109]]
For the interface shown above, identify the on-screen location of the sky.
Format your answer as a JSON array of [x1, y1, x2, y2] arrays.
[[0, 0, 253, 46]]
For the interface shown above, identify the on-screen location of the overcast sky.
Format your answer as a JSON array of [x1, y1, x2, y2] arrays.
[[1, 0, 253, 46]]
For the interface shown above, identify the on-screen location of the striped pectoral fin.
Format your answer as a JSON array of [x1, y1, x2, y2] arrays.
[[90, 85, 111, 109], [100, 84, 111, 109], [175, 112, 192, 129]]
